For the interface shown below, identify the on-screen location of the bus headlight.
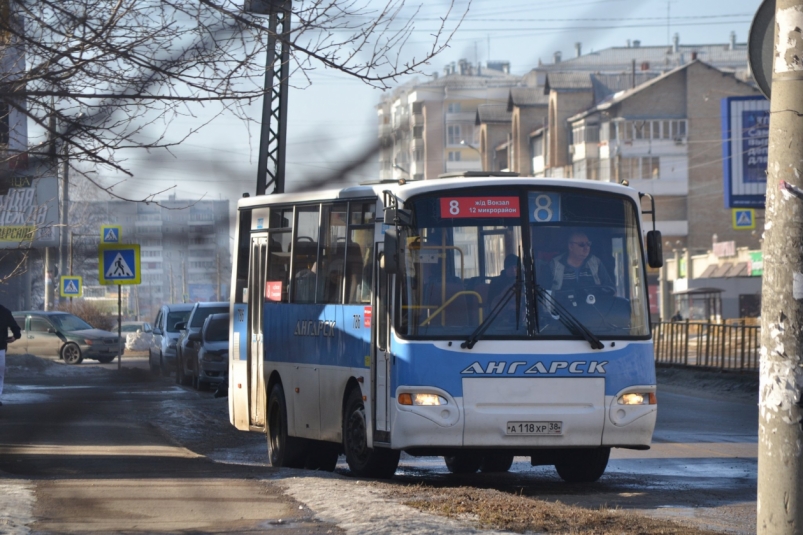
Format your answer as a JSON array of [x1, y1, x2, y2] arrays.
[[398, 393, 448, 406], [617, 392, 657, 405]]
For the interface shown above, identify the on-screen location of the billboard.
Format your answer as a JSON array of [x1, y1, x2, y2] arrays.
[[0, 175, 59, 248], [722, 96, 769, 208]]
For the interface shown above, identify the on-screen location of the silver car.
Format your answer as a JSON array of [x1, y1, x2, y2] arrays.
[[9, 311, 123, 364], [149, 303, 193, 376]]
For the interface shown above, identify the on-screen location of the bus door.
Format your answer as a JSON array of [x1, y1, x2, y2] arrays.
[[373, 242, 391, 440], [248, 233, 268, 428]]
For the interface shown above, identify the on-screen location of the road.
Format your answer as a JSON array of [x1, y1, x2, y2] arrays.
[[0, 354, 757, 534]]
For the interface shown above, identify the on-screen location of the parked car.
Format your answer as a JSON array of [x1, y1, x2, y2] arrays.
[[175, 302, 228, 386], [149, 304, 194, 376], [187, 313, 229, 390], [8, 311, 123, 364], [121, 321, 152, 334]]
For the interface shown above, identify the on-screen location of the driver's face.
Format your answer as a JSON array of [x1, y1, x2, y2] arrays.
[[568, 234, 591, 263]]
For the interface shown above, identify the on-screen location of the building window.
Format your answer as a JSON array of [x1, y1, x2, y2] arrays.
[[613, 119, 687, 142], [447, 125, 461, 145], [617, 156, 660, 180], [412, 101, 423, 114], [413, 126, 423, 139], [448, 151, 461, 162], [447, 102, 461, 113], [413, 149, 424, 162]]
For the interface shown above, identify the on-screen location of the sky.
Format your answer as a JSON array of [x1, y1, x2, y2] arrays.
[[92, 0, 763, 204]]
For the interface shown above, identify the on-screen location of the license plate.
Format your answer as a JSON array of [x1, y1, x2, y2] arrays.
[[506, 421, 563, 435]]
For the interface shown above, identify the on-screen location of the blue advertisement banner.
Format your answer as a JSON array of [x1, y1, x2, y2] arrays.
[[741, 110, 769, 184]]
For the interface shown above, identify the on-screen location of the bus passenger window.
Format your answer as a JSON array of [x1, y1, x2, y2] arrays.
[[318, 203, 348, 304], [346, 227, 373, 304], [292, 206, 321, 303], [267, 231, 292, 303]]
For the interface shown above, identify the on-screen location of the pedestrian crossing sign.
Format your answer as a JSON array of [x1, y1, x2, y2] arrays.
[[100, 225, 122, 244], [60, 276, 83, 298], [98, 244, 141, 285], [732, 208, 756, 230]]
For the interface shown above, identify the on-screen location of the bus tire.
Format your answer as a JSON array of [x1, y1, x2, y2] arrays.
[[305, 442, 339, 472], [481, 453, 514, 473], [343, 389, 400, 479], [554, 447, 610, 483], [267, 384, 307, 468], [444, 454, 482, 474]]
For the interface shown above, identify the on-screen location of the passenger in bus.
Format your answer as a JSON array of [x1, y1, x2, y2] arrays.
[[321, 259, 344, 303], [294, 261, 318, 303], [547, 231, 613, 292]]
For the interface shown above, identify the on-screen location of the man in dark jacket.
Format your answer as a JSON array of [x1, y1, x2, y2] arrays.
[[0, 303, 22, 406]]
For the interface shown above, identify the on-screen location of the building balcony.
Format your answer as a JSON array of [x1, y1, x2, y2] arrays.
[[411, 113, 424, 126], [570, 142, 599, 162]]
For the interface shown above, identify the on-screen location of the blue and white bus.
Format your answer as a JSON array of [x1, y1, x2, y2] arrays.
[[228, 175, 663, 481]]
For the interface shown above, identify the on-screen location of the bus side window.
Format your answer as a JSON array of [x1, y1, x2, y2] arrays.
[[292, 206, 321, 303], [267, 231, 292, 303], [318, 203, 348, 304], [346, 226, 373, 304]]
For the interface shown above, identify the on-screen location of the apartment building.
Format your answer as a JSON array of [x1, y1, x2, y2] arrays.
[[566, 60, 762, 251], [70, 197, 231, 320], [377, 59, 521, 181]]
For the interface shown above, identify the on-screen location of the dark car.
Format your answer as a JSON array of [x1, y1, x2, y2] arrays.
[[187, 313, 229, 390], [8, 311, 123, 364], [175, 302, 227, 386]]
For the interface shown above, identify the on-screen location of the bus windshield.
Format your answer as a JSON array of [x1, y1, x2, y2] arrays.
[[397, 188, 650, 341]]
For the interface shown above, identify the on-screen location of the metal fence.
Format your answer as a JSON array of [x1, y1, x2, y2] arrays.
[[652, 321, 761, 371]]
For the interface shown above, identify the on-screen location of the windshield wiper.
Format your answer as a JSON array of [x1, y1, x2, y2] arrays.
[[461, 277, 522, 350], [534, 285, 604, 350]]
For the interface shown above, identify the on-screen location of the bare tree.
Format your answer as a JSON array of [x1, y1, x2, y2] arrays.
[[0, 0, 463, 202]]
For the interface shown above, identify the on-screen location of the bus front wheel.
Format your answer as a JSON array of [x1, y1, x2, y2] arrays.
[[343, 389, 400, 479], [267, 384, 307, 468], [554, 447, 610, 483]]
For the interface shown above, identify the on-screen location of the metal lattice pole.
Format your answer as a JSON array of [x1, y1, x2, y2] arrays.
[[254, 0, 291, 196]]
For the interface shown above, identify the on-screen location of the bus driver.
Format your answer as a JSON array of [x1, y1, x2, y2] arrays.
[[547, 230, 613, 292]]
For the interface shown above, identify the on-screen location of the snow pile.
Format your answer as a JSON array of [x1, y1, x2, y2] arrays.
[[125, 330, 153, 351]]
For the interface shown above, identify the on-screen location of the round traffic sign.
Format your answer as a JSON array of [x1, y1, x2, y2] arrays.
[[749, 0, 775, 99]]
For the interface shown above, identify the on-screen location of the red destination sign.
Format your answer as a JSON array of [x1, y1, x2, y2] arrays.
[[265, 281, 283, 302], [440, 197, 520, 218], [364, 306, 372, 328]]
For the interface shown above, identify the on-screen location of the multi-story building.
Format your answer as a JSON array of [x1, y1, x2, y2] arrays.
[[70, 197, 231, 320], [378, 59, 521, 181]]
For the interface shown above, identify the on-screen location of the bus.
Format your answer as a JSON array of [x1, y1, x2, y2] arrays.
[[228, 175, 663, 481]]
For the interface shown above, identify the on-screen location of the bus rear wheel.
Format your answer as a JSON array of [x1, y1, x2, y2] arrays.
[[444, 453, 483, 474], [554, 447, 610, 483], [343, 389, 399, 479], [267, 383, 307, 468]]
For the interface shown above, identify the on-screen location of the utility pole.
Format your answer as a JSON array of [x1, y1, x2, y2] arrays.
[[757, 0, 803, 532], [247, 0, 291, 195], [58, 138, 69, 305], [169, 263, 175, 304]]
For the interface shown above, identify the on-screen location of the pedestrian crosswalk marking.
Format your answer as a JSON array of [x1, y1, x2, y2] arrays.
[[736, 211, 752, 225], [64, 280, 78, 294], [106, 253, 134, 278], [104, 228, 118, 242]]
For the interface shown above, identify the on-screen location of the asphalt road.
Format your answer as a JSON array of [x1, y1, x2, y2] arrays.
[[0, 354, 758, 534]]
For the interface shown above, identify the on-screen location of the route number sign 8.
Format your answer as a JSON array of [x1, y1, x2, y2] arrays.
[[528, 192, 561, 223]]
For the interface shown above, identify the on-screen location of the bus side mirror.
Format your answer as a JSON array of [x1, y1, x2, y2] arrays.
[[383, 226, 399, 274], [646, 230, 663, 268]]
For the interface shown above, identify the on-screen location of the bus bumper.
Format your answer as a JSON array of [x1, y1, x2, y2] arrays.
[[390, 378, 655, 450]]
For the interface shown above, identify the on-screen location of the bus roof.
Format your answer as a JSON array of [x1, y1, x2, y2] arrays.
[[236, 177, 642, 211]]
